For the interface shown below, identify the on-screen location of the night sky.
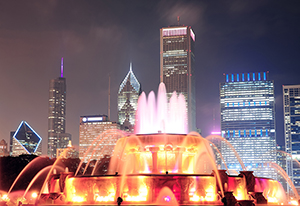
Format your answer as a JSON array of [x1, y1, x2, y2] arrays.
[[1, 1, 300, 154]]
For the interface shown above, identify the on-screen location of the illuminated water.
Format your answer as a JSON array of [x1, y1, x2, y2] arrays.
[[1, 83, 291, 205]]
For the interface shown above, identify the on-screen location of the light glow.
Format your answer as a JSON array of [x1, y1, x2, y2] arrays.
[[162, 27, 187, 37], [190, 29, 195, 41], [72, 196, 85, 203], [31, 192, 37, 198]]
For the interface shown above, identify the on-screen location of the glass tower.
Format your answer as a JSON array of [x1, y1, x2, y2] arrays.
[[118, 63, 141, 132], [283, 85, 300, 194], [160, 25, 196, 132], [11, 121, 42, 156], [47, 58, 69, 158], [220, 72, 277, 180]]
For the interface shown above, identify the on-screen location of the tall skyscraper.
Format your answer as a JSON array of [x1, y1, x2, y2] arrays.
[[220, 72, 277, 180], [118, 63, 141, 132], [79, 115, 121, 162], [160, 25, 196, 132], [283, 84, 300, 194], [11, 121, 42, 156], [48, 58, 70, 158]]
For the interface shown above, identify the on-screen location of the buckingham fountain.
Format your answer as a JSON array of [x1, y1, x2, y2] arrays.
[[1, 83, 291, 205]]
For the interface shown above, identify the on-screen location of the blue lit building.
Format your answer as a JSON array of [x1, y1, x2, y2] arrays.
[[11, 121, 42, 156], [118, 63, 141, 132], [220, 72, 277, 179], [283, 85, 300, 194]]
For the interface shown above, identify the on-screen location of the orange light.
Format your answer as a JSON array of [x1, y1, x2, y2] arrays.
[[123, 184, 148, 202], [72, 196, 85, 203], [290, 200, 299, 205], [31, 192, 38, 199]]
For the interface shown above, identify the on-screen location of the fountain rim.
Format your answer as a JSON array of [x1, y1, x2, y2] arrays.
[[74, 173, 215, 178], [132, 133, 191, 136]]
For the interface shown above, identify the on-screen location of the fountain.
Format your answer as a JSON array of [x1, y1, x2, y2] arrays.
[[2, 83, 289, 205]]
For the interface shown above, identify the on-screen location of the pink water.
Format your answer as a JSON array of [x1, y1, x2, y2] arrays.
[[135, 82, 188, 134]]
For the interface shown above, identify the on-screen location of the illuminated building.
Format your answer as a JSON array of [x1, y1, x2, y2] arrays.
[[11, 121, 42, 156], [56, 140, 79, 158], [283, 84, 300, 194], [160, 25, 196, 132], [276, 145, 287, 192], [0, 139, 9, 157], [118, 63, 141, 132], [48, 58, 71, 158], [220, 72, 277, 179], [79, 115, 121, 162]]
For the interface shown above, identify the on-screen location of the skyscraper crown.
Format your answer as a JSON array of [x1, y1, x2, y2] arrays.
[[119, 63, 140, 93]]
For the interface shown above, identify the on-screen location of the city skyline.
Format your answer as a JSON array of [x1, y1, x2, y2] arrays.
[[0, 1, 300, 154]]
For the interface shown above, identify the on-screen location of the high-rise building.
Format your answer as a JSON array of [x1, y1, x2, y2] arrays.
[[276, 145, 287, 193], [0, 139, 9, 157], [160, 25, 196, 132], [283, 84, 300, 194], [118, 63, 141, 132], [220, 72, 277, 180], [79, 115, 122, 162], [48, 58, 71, 158], [56, 140, 79, 159], [11, 121, 42, 156]]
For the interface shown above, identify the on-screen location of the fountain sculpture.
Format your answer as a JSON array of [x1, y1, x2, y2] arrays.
[[2, 83, 289, 206]]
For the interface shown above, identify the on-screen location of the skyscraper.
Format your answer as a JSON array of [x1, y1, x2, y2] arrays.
[[79, 115, 121, 162], [160, 25, 196, 132], [48, 58, 70, 158], [118, 63, 141, 132], [11, 121, 42, 156], [283, 84, 300, 194], [220, 72, 277, 179]]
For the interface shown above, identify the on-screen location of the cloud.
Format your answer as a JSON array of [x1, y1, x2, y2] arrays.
[[156, 1, 206, 27]]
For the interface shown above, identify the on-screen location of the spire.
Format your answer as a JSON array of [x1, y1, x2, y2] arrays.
[[61, 57, 64, 78], [118, 62, 140, 93]]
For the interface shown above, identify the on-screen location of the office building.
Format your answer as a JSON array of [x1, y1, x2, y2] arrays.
[[283, 85, 300, 194], [276, 145, 287, 192], [220, 72, 277, 180], [160, 25, 196, 132], [11, 121, 42, 156], [56, 140, 79, 159], [118, 63, 141, 132], [0, 139, 9, 157], [48, 58, 71, 158], [79, 115, 121, 162]]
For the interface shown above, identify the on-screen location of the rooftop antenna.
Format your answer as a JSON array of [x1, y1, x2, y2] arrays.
[[108, 74, 111, 121], [177, 16, 180, 25], [60, 57, 64, 77], [130, 62, 132, 72]]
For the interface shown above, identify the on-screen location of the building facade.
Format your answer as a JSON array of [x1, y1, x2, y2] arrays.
[[48, 58, 70, 158], [11, 121, 42, 156], [79, 115, 122, 162], [283, 85, 300, 194], [160, 25, 196, 132], [118, 63, 141, 132], [220, 72, 277, 180], [0, 139, 9, 157], [276, 145, 287, 192], [56, 140, 79, 159]]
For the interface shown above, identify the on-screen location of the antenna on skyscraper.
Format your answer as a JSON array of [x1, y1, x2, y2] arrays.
[[108, 74, 111, 120], [177, 16, 180, 25], [61, 57, 64, 77]]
